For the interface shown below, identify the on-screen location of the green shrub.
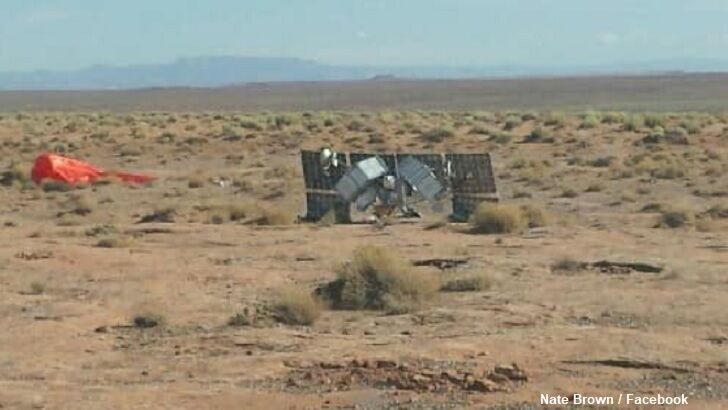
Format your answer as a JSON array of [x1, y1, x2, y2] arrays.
[[579, 112, 601, 129], [644, 114, 665, 129], [623, 114, 644, 131], [523, 126, 553, 143], [240, 120, 263, 131], [601, 112, 625, 124], [680, 120, 701, 135], [544, 112, 566, 127], [503, 115, 522, 131]]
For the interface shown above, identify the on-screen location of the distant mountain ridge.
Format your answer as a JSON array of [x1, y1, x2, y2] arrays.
[[2, 56, 728, 90]]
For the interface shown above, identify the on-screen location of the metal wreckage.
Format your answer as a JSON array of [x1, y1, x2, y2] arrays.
[[300, 148, 499, 223]]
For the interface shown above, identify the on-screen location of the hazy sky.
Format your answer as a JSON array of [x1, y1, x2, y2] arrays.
[[1, 0, 727, 72]]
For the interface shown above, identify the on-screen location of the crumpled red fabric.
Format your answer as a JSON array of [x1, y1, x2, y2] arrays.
[[31, 153, 153, 185]]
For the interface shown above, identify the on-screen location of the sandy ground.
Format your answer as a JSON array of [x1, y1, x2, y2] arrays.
[[0, 111, 726, 409]]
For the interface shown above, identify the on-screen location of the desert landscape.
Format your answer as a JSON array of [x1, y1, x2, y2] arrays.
[[0, 105, 727, 409]]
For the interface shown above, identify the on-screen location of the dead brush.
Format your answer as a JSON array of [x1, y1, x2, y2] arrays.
[[320, 245, 439, 314]]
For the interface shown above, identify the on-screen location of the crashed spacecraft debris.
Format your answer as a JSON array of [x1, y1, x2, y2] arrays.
[[300, 148, 499, 223]]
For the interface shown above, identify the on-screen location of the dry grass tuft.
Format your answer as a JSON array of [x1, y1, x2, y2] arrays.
[[272, 286, 323, 326], [254, 206, 293, 226], [64, 194, 94, 216], [441, 272, 494, 292], [42, 181, 74, 192], [96, 235, 132, 248], [560, 188, 579, 198], [657, 208, 693, 228], [205, 202, 292, 225], [419, 127, 454, 143], [520, 204, 549, 228], [585, 182, 605, 192], [138, 207, 177, 223], [322, 245, 439, 314], [28, 281, 46, 295], [132, 312, 165, 328], [470, 203, 526, 234], [0, 164, 29, 187], [228, 307, 258, 327], [187, 176, 205, 189], [551, 257, 588, 274], [705, 203, 728, 219], [423, 219, 448, 231], [206, 203, 256, 224]]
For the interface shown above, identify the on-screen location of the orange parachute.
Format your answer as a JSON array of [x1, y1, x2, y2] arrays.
[[31, 153, 153, 185]]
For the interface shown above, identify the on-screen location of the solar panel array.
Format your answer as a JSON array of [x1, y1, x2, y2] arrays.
[[300, 150, 498, 222]]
